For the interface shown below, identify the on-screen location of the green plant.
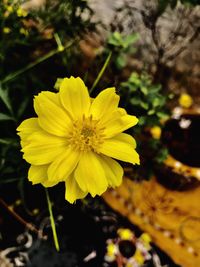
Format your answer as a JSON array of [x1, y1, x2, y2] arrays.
[[120, 72, 170, 129], [119, 72, 172, 179], [106, 31, 139, 69]]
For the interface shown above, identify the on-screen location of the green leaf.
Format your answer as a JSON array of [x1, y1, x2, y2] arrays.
[[152, 97, 161, 108], [148, 109, 155, 115], [0, 87, 13, 114], [116, 54, 127, 69], [130, 97, 141, 106], [123, 33, 139, 47], [129, 86, 138, 93], [107, 32, 123, 47], [138, 116, 146, 125], [140, 86, 148, 95], [0, 113, 14, 121], [157, 112, 169, 119], [140, 102, 149, 110], [149, 85, 161, 93], [129, 73, 141, 86]]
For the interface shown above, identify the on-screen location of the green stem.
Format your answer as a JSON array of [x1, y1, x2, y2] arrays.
[[45, 188, 60, 252], [90, 51, 112, 93], [1, 40, 74, 85]]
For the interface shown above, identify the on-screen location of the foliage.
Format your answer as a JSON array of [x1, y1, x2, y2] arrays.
[[120, 72, 170, 128], [119, 72, 171, 179], [105, 31, 139, 69]]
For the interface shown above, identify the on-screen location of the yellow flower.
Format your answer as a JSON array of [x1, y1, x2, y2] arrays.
[[139, 233, 151, 250], [107, 243, 117, 257], [3, 27, 11, 34], [134, 250, 145, 265], [17, 77, 139, 203], [150, 126, 161, 139], [17, 7, 28, 17], [20, 28, 28, 36], [118, 228, 134, 240], [6, 5, 13, 13], [178, 93, 193, 108]]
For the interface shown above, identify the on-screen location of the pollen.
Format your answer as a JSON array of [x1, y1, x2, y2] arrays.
[[68, 115, 105, 152]]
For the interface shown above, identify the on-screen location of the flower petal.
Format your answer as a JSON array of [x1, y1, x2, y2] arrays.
[[99, 133, 140, 165], [60, 76, 90, 119], [47, 147, 80, 182], [74, 152, 108, 197], [103, 113, 138, 138], [17, 118, 40, 146], [22, 130, 68, 165], [41, 179, 58, 187], [65, 173, 87, 204], [28, 164, 48, 185], [90, 88, 119, 122], [34, 91, 71, 137], [97, 155, 123, 187]]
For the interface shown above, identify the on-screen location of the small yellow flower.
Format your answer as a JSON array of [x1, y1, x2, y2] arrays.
[[134, 250, 145, 265], [150, 126, 161, 139], [118, 228, 134, 240], [107, 243, 117, 257], [3, 27, 11, 34], [139, 233, 151, 250], [17, 7, 28, 17], [179, 93, 193, 108], [17, 77, 139, 203], [20, 28, 28, 36], [6, 5, 13, 13]]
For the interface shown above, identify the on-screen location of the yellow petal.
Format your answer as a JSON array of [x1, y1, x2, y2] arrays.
[[22, 130, 68, 165], [17, 117, 39, 133], [17, 118, 40, 146], [65, 173, 87, 204], [41, 179, 58, 187], [103, 113, 138, 138], [34, 91, 71, 137], [99, 133, 140, 165], [47, 147, 80, 182], [28, 164, 48, 185], [60, 76, 90, 119], [74, 152, 108, 197], [97, 155, 123, 187], [90, 88, 119, 122]]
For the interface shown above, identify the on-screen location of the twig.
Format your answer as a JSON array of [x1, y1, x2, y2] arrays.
[[0, 198, 46, 240]]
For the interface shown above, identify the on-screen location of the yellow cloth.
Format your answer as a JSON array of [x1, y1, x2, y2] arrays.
[[103, 177, 200, 267]]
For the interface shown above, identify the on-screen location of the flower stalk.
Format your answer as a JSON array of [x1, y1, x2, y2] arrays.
[[45, 188, 60, 252], [90, 51, 112, 93]]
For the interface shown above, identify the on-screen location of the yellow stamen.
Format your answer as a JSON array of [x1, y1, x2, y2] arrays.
[[68, 115, 105, 152]]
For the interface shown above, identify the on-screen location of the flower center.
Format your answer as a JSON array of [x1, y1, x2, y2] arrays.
[[68, 115, 105, 152]]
